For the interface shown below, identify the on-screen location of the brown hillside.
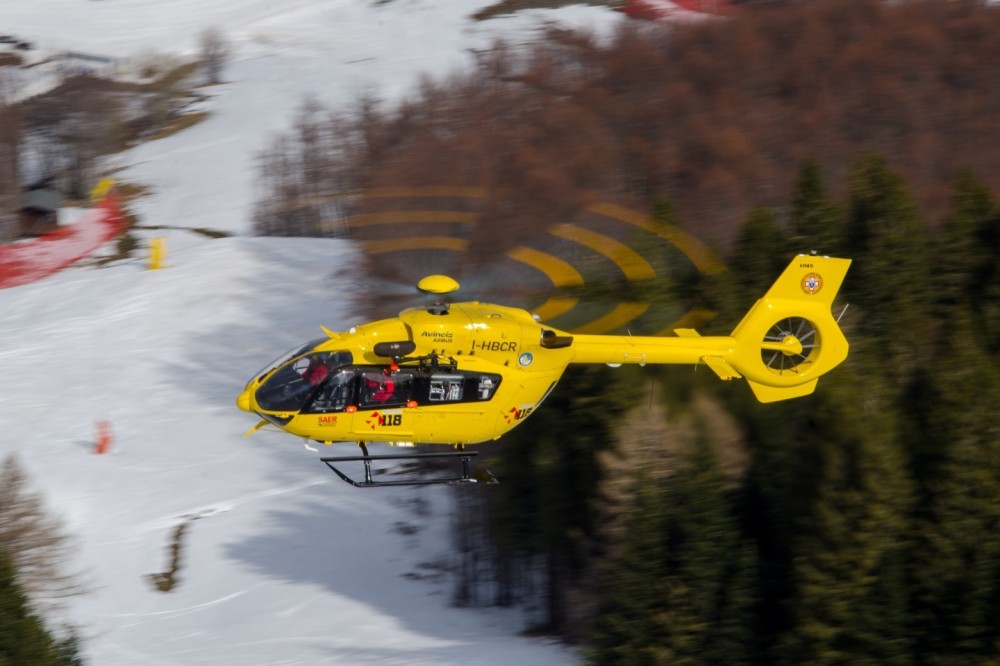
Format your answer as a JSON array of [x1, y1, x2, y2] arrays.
[[337, 0, 1000, 255]]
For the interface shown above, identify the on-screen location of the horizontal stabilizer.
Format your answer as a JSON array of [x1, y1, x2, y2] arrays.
[[675, 329, 742, 379], [702, 356, 741, 380]]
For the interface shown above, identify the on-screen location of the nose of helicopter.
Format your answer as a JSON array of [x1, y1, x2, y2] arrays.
[[236, 387, 252, 412]]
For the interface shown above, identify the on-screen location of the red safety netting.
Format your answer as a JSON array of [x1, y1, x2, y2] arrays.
[[0, 194, 126, 289]]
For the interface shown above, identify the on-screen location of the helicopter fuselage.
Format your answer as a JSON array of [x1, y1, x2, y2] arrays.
[[237, 301, 576, 446]]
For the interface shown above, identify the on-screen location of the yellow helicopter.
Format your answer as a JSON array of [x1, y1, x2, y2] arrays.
[[237, 253, 851, 486]]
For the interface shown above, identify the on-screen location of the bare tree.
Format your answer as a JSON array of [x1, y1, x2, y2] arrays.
[[21, 75, 125, 199], [199, 27, 230, 85], [0, 455, 83, 616], [253, 97, 359, 237], [0, 70, 21, 242]]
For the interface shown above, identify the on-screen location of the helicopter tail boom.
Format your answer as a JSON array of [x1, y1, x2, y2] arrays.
[[569, 254, 851, 402]]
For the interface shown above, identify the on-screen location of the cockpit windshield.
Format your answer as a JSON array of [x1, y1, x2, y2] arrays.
[[253, 337, 327, 380], [255, 350, 353, 412]]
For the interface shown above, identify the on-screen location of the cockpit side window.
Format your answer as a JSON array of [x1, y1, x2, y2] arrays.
[[295, 350, 353, 387], [303, 370, 357, 414]]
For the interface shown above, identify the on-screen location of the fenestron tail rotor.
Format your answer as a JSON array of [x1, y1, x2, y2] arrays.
[[760, 317, 819, 375]]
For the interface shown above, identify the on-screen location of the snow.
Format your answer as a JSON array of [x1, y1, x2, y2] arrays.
[[0, 1, 627, 663]]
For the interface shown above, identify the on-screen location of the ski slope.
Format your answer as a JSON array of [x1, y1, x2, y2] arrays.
[[0, 2, 624, 663]]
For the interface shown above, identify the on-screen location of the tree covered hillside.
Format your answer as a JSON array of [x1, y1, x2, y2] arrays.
[[254, 0, 1000, 253], [250, 0, 1000, 662]]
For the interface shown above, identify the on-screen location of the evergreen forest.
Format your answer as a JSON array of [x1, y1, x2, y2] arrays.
[[453, 158, 1000, 664], [249, 0, 1000, 662]]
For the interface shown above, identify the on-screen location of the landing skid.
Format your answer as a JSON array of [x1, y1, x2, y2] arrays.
[[320, 445, 498, 488]]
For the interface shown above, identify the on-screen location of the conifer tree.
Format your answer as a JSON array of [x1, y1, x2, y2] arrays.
[[905, 315, 1000, 662], [643, 197, 687, 310], [589, 436, 756, 665], [904, 175, 1000, 662], [932, 171, 996, 318], [789, 159, 843, 257], [587, 475, 670, 664], [729, 207, 791, 302], [773, 375, 914, 666], [906, 170, 998, 544], [842, 152, 931, 386], [733, 397, 820, 651], [701, 204, 816, 652], [660, 437, 756, 665], [703, 207, 790, 331], [944, 174, 1000, 356], [0, 549, 76, 666], [488, 365, 643, 633]]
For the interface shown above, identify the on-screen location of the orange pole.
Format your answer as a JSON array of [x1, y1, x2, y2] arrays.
[[94, 420, 112, 454]]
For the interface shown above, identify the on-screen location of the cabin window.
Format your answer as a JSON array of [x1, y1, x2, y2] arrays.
[[429, 375, 464, 402], [359, 371, 413, 409], [420, 372, 500, 403], [476, 375, 498, 400]]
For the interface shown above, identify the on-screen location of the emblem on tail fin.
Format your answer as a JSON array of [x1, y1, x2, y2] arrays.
[[801, 273, 823, 294]]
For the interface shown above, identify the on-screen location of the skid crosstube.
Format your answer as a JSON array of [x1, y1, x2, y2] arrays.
[[320, 450, 497, 488]]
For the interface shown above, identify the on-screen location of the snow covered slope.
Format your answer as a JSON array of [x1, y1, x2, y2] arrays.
[[0, 1, 624, 663]]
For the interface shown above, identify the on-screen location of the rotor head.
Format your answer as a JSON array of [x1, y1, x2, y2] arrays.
[[417, 275, 460, 295]]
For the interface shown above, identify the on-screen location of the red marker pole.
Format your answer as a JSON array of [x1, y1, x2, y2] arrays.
[[94, 420, 112, 455]]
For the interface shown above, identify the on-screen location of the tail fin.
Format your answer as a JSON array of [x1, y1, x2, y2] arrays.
[[727, 254, 851, 402]]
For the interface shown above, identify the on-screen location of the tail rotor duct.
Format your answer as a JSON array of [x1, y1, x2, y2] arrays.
[[760, 316, 818, 375]]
